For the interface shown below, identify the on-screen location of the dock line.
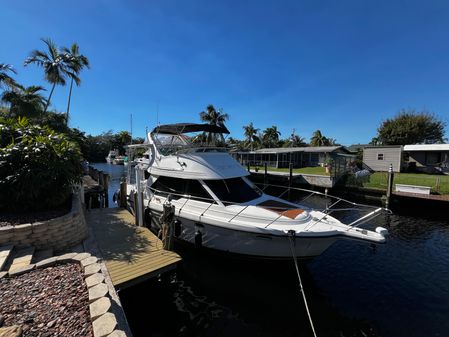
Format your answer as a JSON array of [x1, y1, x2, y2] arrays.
[[287, 230, 318, 337]]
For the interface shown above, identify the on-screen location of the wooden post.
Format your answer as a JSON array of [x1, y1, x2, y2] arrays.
[[135, 168, 144, 226], [161, 202, 175, 250], [288, 162, 293, 200], [133, 192, 138, 224], [264, 162, 268, 187], [386, 163, 394, 209], [103, 173, 110, 208], [247, 162, 250, 172], [120, 181, 127, 208]]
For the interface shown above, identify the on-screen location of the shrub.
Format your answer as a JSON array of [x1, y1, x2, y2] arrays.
[[0, 117, 82, 211]]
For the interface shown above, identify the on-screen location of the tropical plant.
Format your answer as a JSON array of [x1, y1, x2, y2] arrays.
[[1, 84, 46, 118], [62, 43, 89, 124], [262, 126, 281, 148], [199, 104, 229, 144], [226, 137, 245, 151], [327, 138, 339, 146], [24, 38, 70, 113], [310, 130, 330, 146], [283, 133, 306, 148], [243, 122, 260, 150], [0, 63, 17, 90], [0, 116, 82, 211], [375, 109, 446, 145]]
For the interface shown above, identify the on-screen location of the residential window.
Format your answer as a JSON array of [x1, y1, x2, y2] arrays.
[[377, 153, 384, 160]]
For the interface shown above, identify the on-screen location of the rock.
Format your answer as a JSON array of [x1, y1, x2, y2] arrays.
[[0, 314, 4, 327], [56, 253, 77, 263], [46, 320, 55, 328], [107, 330, 127, 337], [90, 297, 111, 320], [72, 253, 91, 262], [92, 313, 117, 337], [35, 257, 57, 269], [8, 264, 35, 277], [0, 325, 22, 337], [84, 263, 101, 277], [81, 256, 98, 268], [85, 273, 105, 288], [88, 283, 108, 303]]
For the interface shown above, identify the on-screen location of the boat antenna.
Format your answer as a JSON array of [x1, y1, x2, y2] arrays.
[[130, 113, 133, 145], [156, 101, 160, 126]]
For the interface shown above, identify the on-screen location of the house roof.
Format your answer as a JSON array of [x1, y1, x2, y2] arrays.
[[404, 144, 449, 151], [363, 145, 403, 149], [253, 146, 344, 154]]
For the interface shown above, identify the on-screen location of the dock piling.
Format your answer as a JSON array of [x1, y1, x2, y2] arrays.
[[119, 181, 127, 208], [386, 164, 394, 209]]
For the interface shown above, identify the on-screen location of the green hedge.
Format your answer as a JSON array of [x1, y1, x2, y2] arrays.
[[0, 117, 82, 211]]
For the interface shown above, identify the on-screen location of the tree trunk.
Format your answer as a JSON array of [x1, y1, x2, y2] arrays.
[[44, 83, 56, 113], [65, 78, 74, 125]]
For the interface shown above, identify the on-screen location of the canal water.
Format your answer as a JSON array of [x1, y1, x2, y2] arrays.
[[93, 163, 449, 337]]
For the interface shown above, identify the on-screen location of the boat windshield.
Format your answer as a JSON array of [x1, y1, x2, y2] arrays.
[[205, 177, 261, 204]]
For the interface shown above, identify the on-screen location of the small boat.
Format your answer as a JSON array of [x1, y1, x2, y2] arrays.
[[123, 123, 389, 259], [113, 156, 126, 165], [105, 150, 118, 164]]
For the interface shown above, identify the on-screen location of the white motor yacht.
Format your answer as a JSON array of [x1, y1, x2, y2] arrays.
[[105, 149, 118, 164], [124, 123, 388, 259]]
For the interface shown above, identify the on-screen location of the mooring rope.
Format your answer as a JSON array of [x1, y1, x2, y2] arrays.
[[287, 230, 318, 337]]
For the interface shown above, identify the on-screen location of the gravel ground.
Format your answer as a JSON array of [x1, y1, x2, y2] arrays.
[[0, 263, 93, 337], [0, 209, 70, 227]]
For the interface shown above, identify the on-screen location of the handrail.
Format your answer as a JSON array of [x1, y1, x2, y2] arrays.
[[146, 184, 389, 230]]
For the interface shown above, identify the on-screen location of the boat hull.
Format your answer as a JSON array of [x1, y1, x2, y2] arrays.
[[148, 209, 338, 259]]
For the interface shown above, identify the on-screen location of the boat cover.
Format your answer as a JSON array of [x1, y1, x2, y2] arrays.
[[152, 123, 230, 135]]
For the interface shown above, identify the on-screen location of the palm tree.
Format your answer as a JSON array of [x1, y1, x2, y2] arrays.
[[62, 43, 89, 124], [1, 85, 46, 118], [0, 63, 17, 90], [199, 104, 229, 144], [243, 122, 260, 150], [283, 134, 306, 147], [24, 38, 70, 113], [262, 126, 281, 148], [310, 130, 330, 146]]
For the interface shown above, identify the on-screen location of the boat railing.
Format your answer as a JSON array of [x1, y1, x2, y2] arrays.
[[256, 182, 391, 229], [146, 184, 390, 231], [155, 144, 228, 156]]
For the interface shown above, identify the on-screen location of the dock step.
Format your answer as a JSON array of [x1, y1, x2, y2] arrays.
[[32, 248, 54, 264], [0, 245, 14, 271], [8, 247, 35, 272]]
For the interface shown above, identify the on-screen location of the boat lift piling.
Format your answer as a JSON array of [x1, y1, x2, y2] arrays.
[[385, 164, 394, 209]]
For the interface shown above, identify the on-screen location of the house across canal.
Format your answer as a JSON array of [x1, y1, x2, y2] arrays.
[[232, 146, 355, 170]]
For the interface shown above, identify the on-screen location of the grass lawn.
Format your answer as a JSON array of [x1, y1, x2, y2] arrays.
[[362, 172, 449, 195], [251, 166, 330, 176]]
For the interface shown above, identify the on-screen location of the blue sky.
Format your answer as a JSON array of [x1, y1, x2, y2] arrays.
[[1, 0, 449, 145]]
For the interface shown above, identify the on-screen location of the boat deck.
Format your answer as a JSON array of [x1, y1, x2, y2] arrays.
[[85, 208, 182, 289]]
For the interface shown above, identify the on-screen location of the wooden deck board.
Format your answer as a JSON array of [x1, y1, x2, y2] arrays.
[[85, 208, 181, 289]]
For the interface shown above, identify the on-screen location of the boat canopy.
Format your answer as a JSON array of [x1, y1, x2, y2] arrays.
[[152, 123, 230, 135]]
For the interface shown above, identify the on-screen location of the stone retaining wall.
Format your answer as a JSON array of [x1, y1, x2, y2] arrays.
[[0, 193, 88, 252]]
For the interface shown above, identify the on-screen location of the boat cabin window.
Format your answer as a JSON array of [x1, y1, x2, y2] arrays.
[[205, 177, 261, 204], [151, 176, 212, 202]]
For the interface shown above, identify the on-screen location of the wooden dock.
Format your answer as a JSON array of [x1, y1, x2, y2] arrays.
[[85, 208, 182, 289]]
